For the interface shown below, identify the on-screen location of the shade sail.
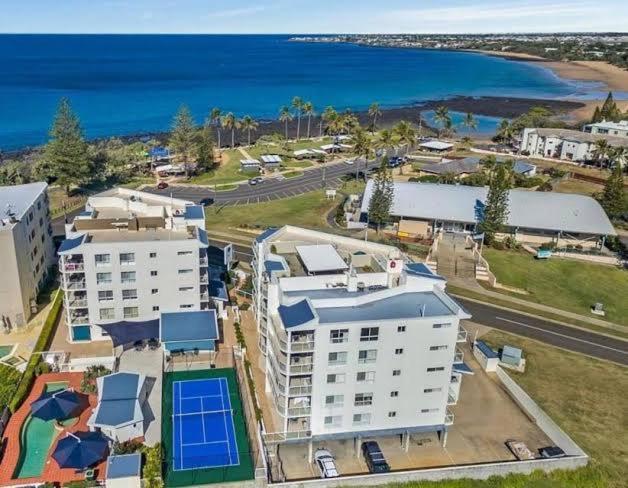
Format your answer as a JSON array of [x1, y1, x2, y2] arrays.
[[99, 319, 160, 348]]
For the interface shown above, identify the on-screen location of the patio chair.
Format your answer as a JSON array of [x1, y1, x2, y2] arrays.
[[133, 340, 145, 351]]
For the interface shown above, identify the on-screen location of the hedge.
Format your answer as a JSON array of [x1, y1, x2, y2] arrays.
[[9, 288, 64, 412]]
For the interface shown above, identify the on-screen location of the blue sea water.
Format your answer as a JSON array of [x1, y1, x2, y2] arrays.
[[0, 34, 591, 150], [422, 110, 506, 136]]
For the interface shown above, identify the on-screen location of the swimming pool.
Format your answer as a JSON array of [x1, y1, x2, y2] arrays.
[[13, 381, 73, 479], [0, 344, 15, 360]]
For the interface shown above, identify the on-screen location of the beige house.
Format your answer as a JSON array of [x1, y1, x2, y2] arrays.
[[0, 182, 55, 328]]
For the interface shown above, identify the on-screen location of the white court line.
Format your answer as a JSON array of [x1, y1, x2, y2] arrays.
[[181, 439, 229, 447], [177, 393, 224, 401], [224, 378, 241, 466], [218, 377, 233, 466], [174, 409, 232, 417], [178, 382, 183, 471], [496, 317, 628, 355]]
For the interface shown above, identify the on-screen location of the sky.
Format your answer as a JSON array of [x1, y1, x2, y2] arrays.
[[1, 0, 627, 34]]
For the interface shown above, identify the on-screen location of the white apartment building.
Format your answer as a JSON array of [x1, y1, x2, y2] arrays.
[[251, 226, 471, 446], [58, 188, 228, 343], [583, 119, 628, 138], [521, 127, 627, 162], [0, 182, 55, 328]]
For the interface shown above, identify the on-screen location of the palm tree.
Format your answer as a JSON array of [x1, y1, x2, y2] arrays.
[[239, 115, 258, 146], [292, 96, 303, 140], [444, 118, 457, 138], [221, 112, 237, 148], [462, 112, 478, 133], [375, 129, 394, 160], [592, 139, 610, 167], [368, 102, 382, 133], [609, 146, 627, 169], [433, 106, 451, 139], [350, 128, 374, 181], [279, 106, 293, 140], [341, 113, 360, 135], [302, 101, 314, 139], [210, 107, 222, 150], [496, 119, 515, 146], [321, 106, 337, 138], [393, 120, 416, 156]]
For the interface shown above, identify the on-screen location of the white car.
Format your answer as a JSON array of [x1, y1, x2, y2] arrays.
[[314, 449, 339, 478], [344, 159, 355, 165]]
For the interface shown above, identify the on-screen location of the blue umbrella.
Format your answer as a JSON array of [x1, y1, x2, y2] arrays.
[[30, 389, 84, 421], [52, 431, 109, 469]]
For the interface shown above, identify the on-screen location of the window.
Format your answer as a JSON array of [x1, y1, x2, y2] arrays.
[[356, 371, 376, 383], [427, 367, 445, 372], [352, 413, 371, 426], [150, 270, 158, 277], [395, 348, 404, 355], [96, 272, 112, 285], [354, 393, 373, 406], [324, 395, 344, 407], [120, 252, 135, 265], [179, 286, 194, 292], [330, 329, 349, 344], [151, 289, 158, 295], [177, 250, 193, 256], [180, 304, 194, 309], [149, 252, 157, 258], [397, 325, 406, 332], [421, 408, 439, 414], [358, 349, 377, 364], [424, 387, 443, 393], [122, 289, 138, 300], [392, 369, 401, 376], [433, 323, 452, 329], [98, 290, 113, 302], [430, 345, 448, 351], [99, 308, 115, 320], [326, 373, 346, 384], [324, 415, 342, 428], [123, 307, 139, 319], [328, 351, 347, 366], [388, 411, 397, 418], [152, 306, 160, 311], [121, 271, 136, 283], [390, 391, 399, 397], [360, 327, 379, 342], [178, 269, 193, 274]]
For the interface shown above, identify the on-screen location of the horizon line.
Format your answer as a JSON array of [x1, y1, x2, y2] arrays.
[[0, 31, 627, 36]]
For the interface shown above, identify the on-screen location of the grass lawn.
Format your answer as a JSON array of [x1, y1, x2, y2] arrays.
[[483, 248, 628, 325], [205, 180, 364, 232], [189, 149, 258, 185], [282, 171, 303, 179], [552, 178, 604, 196]]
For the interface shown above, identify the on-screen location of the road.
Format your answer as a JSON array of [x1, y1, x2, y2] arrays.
[[457, 298, 628, 366]]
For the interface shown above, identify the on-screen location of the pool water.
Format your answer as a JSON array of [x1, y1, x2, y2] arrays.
[[0, 344, 15, 359], [13, 381, 72, 479]]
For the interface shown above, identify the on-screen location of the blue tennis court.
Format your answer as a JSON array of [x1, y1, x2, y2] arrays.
[[172, 377, 240, 471]]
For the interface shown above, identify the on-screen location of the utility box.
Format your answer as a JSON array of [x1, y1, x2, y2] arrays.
[[473, 340, 499, 372]]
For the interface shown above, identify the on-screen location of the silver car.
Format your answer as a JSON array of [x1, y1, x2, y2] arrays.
[[314, 449, 339, 478]]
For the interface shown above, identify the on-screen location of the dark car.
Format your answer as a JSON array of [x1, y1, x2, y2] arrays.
[[157, 181, 168, 190], [248, 177, 263, 185], [361, 441, 390, 474], [388, 156, 404, 168], [539, 446, 566, 459], [199, 197, 214, 206]]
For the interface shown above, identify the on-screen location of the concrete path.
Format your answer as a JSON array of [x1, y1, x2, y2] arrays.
[[435, 233, 477, 282]]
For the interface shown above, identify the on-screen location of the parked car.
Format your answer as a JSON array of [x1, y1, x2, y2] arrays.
[[539, 446, 566, 459], [361, 441, 390, 473], [345, 159, 355, 165], [506, 440, 535, 460], [314, 449, 339, 478], [157, 181, 168, 190], [199, 197, 214, 206], [248, 177, 263, 185], [388, 156, 404, 168]]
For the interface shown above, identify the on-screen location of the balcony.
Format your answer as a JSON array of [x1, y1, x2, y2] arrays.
[[450, 375, 460, 384], [447, 388, 458, 406], [457, 326, 468, 343], [287, 405, 311, 417], [64, 280, 86, 291], [445, 409, 454, 425], [67, 298, 88, 308], [263, 430, 311, 443], [199, 274, 209, 284], [199, 256, 209, 266], [200, 292, 210, 301], [61, 261, 84, 272], [68, 312, 89, 325], [454, 347, 464, 363], [289, 362, 313, 374]]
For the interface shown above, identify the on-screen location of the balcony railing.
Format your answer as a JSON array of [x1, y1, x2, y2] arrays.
[[262, 430, 311, 443], [457, 326, 468, 343], [200, 274, 209, 284], [62, 262, 84, 272], [454, 348, 464, 363], [450, 375, 460, 384], [447, 389, 458, 406], [445, 410, 454, 425], [200, 293, 210, 301], [68, 313, 89, 325], [64, 281, 86, 290], [289, 362, 313, 374], [67, 298, 88, 308], [287, 406, 311, 417], [288, 385, 312, 396]]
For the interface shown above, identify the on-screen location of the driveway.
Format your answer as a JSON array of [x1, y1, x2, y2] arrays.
[[118, 347, 163, 446]]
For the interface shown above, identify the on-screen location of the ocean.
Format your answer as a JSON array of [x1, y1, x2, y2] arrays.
[[0, 35, 592, 150]]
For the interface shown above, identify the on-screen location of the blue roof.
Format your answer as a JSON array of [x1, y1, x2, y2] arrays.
[[453, 362, 475, 375], [94, 373, 143, 427], [513, 161, 536, 174], [149, 147, 170, 158], [197, 228, 209, 247], [316, 292, 455, 324], [265, 259, 287, 273], [475, 340, 499, 359], [405, 263, 446, 281], [58, 234, 85, 254], [278, 299, 316, 328], [208, 279, 229, 301], [101, 373, 141, 401], [106, 453, 142, 479], [160, 310, 218, 342], [256, 227, 279, 243], [95, 399, 139, 427], [184, 205, 205, 220]]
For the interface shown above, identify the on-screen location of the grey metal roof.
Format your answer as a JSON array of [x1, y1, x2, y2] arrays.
[[361, 181, 616, 236], [95, 398, 141, 427], [0, 182, 47, 224], [93, 372, 145, 427], [106, 453, 142, 479], [296, 244, 348, 273], [316, 292, 456, 324], [160, 310, 218, 342], [184, 205, 205, 220], [58, 234, 86, 254], [278, 299, 317, 328], [530, 128, 628, 147], [100, 373, 142, 401], [256, 227, 279, 243], [420, 159, 480, 175], [475, 340, 499, 359], [453, 362, 474, 374]]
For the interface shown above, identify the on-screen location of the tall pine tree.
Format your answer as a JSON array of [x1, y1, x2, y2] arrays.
[[480, 164, 512, 244], [368, 160, 394, 233], [169, 105, 197, 178], [599, 159, 626, 218], [44, 98, 91, 195]]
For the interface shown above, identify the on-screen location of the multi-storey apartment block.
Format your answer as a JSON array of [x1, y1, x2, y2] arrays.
[[0, 182, 55, 328], [58, 188, 229, 343], [251, 226, 470, 445]]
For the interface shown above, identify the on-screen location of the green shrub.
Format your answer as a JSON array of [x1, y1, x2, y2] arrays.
[[142, 443, 163, 488], [80, 365, 111, 394], [9, 289, 63, 412], [113, 439, 143, 455], [0, 364, 22, 407]]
